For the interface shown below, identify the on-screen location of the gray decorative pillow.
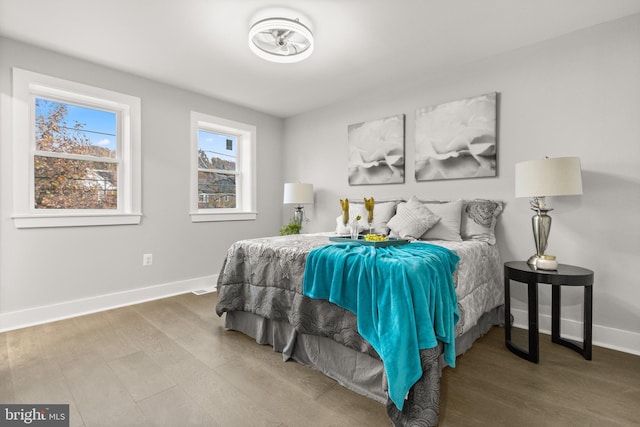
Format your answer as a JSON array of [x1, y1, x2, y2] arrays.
[[388, 197, 441, 240], [461, 199, 504, 244], [420, 199, 464, 241]]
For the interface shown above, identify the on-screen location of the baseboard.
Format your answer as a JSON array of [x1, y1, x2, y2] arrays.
[[511, 308, 640, 356], [0, 274, 218, 333]]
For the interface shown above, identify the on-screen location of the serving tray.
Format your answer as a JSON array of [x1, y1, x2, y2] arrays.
[[329, 236, 409, 247]]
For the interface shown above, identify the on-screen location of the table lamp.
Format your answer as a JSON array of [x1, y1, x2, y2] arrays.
[[515, 157, 583, 269], [283, 183, 314, 224]]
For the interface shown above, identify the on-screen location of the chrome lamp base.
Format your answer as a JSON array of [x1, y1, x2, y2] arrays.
[[528, 197, 557, 270], [293, 205, 304, 225]]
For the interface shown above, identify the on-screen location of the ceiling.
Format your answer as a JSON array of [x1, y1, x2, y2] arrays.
[[1, 0, 640, 118]]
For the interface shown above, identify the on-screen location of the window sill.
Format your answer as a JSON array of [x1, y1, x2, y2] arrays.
[[190, 211, 257, 223], [12, 213, 142, 229]]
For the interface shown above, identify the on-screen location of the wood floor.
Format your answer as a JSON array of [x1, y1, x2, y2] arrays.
[[1, 292, 639, 427]]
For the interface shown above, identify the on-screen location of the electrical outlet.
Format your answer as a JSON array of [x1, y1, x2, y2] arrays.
[[143, 253, 153, 266]]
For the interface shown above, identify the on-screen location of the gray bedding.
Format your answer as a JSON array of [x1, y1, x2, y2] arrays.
[[215, 233, 504, 426]]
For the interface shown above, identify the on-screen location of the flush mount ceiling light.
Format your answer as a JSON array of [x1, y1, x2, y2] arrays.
[[248, 11, 314, 63]]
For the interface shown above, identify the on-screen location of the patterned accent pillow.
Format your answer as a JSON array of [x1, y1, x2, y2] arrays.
[[388, 197, 441, 239], [461, 199, 504, 244]]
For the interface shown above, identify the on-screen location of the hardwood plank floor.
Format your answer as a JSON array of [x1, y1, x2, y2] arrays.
[[1, 292, 638, 426]]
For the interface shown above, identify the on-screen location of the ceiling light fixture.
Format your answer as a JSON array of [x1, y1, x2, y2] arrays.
[[248, 11, 314, 63]]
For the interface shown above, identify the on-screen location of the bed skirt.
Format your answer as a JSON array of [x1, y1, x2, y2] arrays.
[[223, 305, 504, 407]]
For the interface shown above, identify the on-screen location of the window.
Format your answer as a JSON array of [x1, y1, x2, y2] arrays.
[[34, 99, 118, 209], [190, 112, 256, 222], [197, 129, 237, 209], [11, 68, 141, 228]]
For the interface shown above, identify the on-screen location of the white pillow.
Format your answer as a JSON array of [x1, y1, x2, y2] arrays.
[[335, 201, 397, 235], [388, 197, 440, 239], [419, 199, 464, 241]]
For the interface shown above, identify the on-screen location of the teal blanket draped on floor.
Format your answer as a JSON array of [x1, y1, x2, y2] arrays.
[[302, 242, 460, 411]]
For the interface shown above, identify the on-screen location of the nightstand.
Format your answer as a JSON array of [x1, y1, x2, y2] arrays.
[[504, 261, 594, 363]]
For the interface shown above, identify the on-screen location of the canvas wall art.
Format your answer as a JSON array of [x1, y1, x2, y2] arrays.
[[415, 92, 497, 181], [348, 114, 405, 185]]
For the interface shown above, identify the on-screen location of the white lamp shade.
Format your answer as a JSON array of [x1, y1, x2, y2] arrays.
[[515, 157, 583, 198], [283, 183, 314, 205]]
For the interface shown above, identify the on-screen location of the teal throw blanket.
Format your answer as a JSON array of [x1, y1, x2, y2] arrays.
[[302, 242, 459, 410]]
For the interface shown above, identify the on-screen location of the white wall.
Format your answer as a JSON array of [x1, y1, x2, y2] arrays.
[[0, 37, 285, 329], [283, 14, 640, 355]]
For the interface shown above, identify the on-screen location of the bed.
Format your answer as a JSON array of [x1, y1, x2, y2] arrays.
[[215, 198, 504, 426]]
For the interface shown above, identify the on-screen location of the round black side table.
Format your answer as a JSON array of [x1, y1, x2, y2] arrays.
[[504, 261, 594, 363]]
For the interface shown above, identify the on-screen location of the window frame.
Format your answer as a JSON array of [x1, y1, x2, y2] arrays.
[[190, 111, 257, 222], [11, 68, 142, 228]]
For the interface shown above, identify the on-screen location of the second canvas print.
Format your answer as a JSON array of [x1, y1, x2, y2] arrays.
[[415, 92, 497, 181]]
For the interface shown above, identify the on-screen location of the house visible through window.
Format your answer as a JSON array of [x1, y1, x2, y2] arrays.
[[197, 130, 237, 209], [35, 98, 118, 209], [190, 111, 256, 222]]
